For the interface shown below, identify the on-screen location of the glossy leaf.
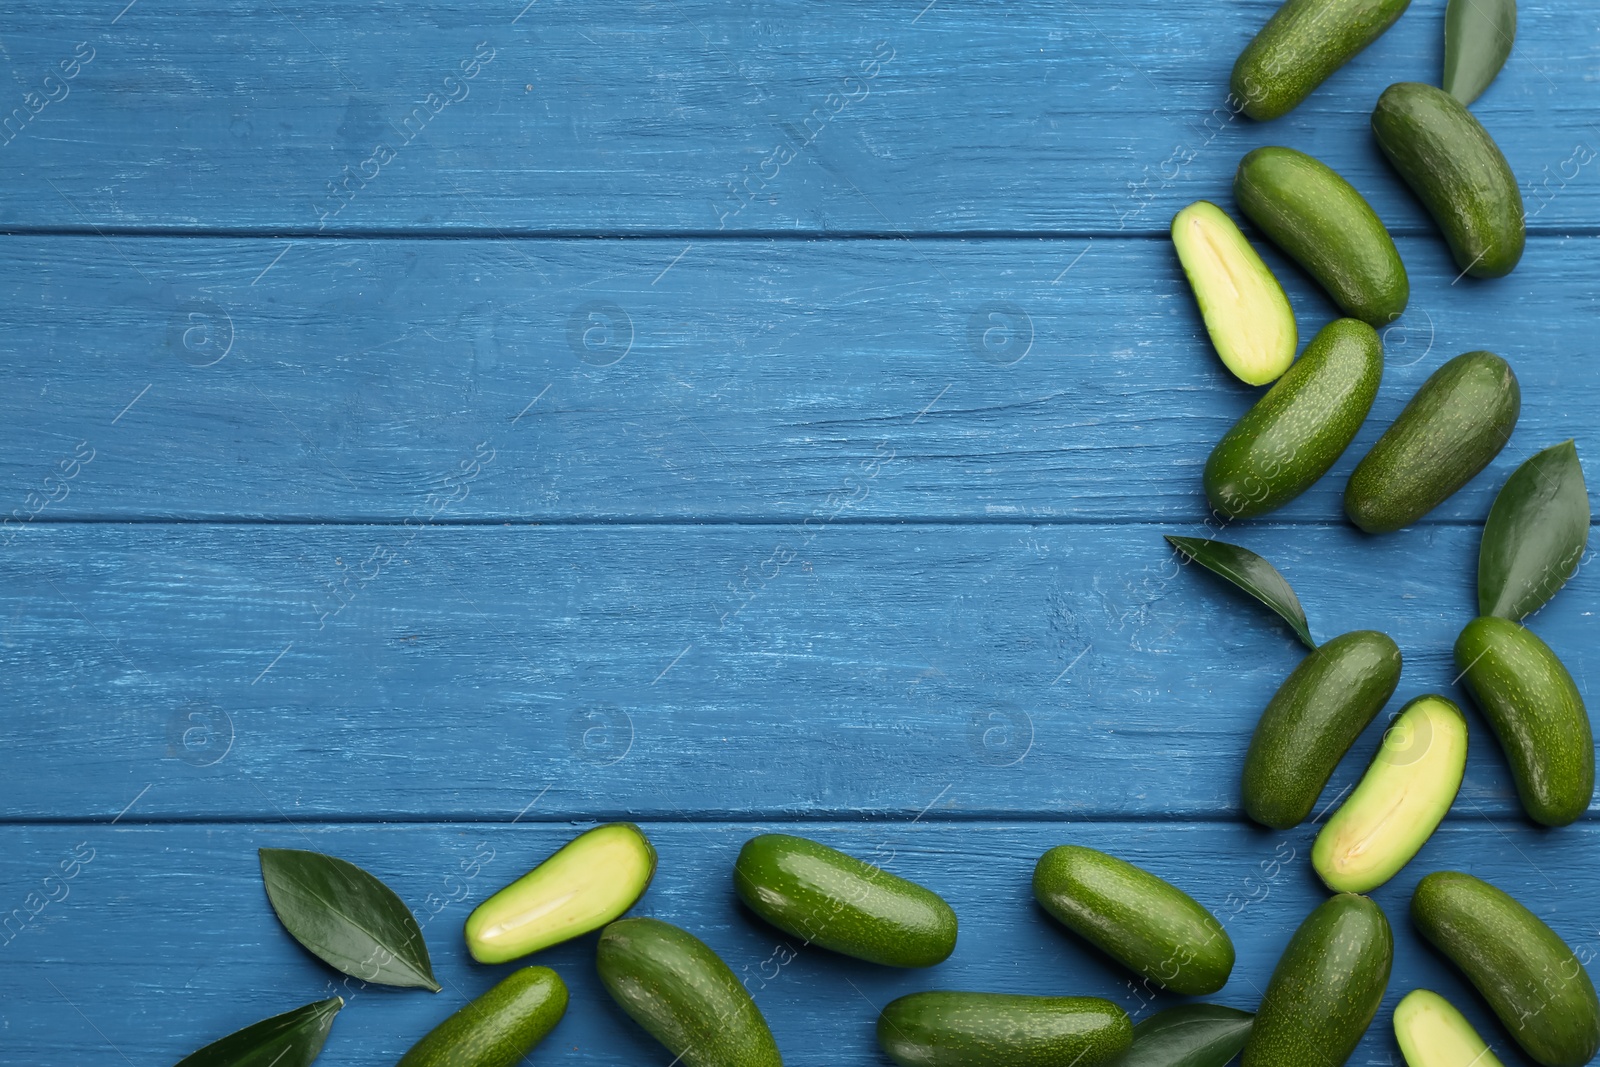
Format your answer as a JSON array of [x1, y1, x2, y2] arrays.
[[1478, 440, 1589, 620], [1112, 1003, 1254, 1067], [175, 997, 342, 1067], [1443, 0, 1516, 105], [1166, 535, 1316, 649], [259, 848, 441, 991]]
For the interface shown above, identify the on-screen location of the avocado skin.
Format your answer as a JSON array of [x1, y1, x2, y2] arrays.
[[1345, 350, 1519, 533], [1231, 0, 1412, 121], [733, 833, 957, 968], [1032, 845, 1234, 996], [1205, 318, 1383, 519], [1234, 148, 1408, 326], [1242, 630, 1402, 829], [1412, 871, 1600, 1067], [1454, 616, 1595, 826], [398, 967, 567, 1067], [1241, 894, 1392, 1067], [596, 917, 782, 1067], [877, 991, 1132, 1067], [1372, 82, 1525, 278]]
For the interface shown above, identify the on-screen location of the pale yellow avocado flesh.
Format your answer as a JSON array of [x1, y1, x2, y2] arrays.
[[1171, 200, 1297, 385], [1394, 989, 1506, 1067], [1313, 695, 1467, 893], [465, 822, 657, 963]]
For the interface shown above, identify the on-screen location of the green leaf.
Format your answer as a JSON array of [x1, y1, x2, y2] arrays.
[[1443, 0, 1516, 105], [175, 997, 342, 1067], [259, 848, 441, 992], [1478, 440, 1589, 620], [1166, 535, 1316, 649]]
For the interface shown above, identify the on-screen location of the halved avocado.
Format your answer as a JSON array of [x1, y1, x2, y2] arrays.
[[1393, 989, 1505, 1067], [1312, 695, 1467, 893], [1172, 200, 1297, 386], [465, 823, 657, 963]]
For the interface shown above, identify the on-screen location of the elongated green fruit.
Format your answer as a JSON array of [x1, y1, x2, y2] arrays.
[[1033, 845, 1233, 996], [1454, 616, 1594, 826], [733, 833, 956, 967], [398, 967, 568, 1067], [1234, 148, 1408, 325], [878, 991, 1132, 1067], [1372, 82, 1524, 278], [1393, 989, 1505, 1067], [1231, 0, 1413, 121], [1312, 695, 1467, 892], [465, 823, 656, 964], [1172, 200, 1297, 386], [1110, 1004, 1254, 1067], [1242, 630, 1402, 829], [1345, 351, 1519, 533], [1242, 894, 1392, 1067], [1205, 318, 1382, 518], [596, 917, 782, 1067], [1413, 871, 1600, 1067]]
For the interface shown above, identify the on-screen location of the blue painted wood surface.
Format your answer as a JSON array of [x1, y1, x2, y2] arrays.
[[1, 1, 1597, 1066]]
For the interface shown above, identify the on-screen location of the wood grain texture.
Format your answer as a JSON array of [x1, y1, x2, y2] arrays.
[[2, 821, 1595, 1066], [0, 234, 1594, 523], [2, 521, 1593, 821], [0, 1, 1592, 235], [3, 0, 1597, 1060]]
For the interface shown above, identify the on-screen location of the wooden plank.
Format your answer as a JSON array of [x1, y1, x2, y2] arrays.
[[1, 234, 1593, 524], [2, 820, 1594, 1065], [2, 521, 1593, 821], [0, 1, 1592, 235]]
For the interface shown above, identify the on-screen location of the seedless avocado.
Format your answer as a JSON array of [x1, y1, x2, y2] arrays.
[[1454, 617, 1594, 826], [1205, 318, 1383, 519], [1032, 845, 1234, 996], [1412, 871, 1600, 1067], [397, 967, 567, 1067], [1372, 82, 1524, 278], [1345, 351, 1520, 533], [465, 823, 656, 963], [1234, 148, 1408, 325], [1172, 200, 1297, 386], [1242, 630, 1402, 829], [733, 833, 957, 967], [1111, 1004, 1254, 1067], [1312, 695, 1467, 892], [877, 991, 1132, 1067], [1231, 0, 1413, 121], [1393, 989, 1506, 1067], [1242, 894, 1392, 1067], [596, 917, 783, 1067]]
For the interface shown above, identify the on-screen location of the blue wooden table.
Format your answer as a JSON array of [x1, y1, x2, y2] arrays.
[[2, 1, 1596, 1063]]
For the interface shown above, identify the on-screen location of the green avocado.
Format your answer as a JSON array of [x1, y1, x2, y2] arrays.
[[1454, 616, 1594, 826], [733, 833, 957, 967], [1344, 350, 1519, 533], [398, 967, 568, 1067], [1242, 894, 1392, 1067], [1205, 317, 1383, 519], [1234, 148, 1408, 326], [1242, 630, 1402, 829], [596, 917, 783, 1067], [1372, 82, 1524, 278], [878, 991, 1133, 1067], [1412, 871, 1600, 1067], [1033, 845, 1234, 996]]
